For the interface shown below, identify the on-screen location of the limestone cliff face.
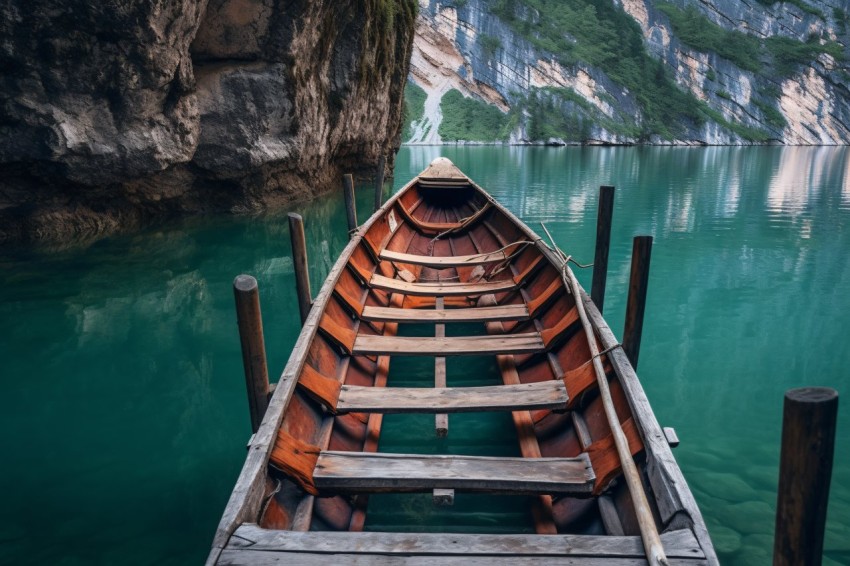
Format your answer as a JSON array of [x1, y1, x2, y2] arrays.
[[408, 0, 850, 145], [0, 0, 416, 244], [408, 1, 639, 144], [622, 0, 850, 144]]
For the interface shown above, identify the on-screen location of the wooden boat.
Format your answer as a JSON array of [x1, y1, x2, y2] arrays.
[[208, 158, 718, 565]]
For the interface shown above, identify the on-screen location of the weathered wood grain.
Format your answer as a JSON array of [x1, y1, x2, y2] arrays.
[[361, 303, 529, 323], [312, 451, 595, 494], [336, 381, 568, 414], [478, 294, 558, 535], [380, 248, 508, 267], [352, 332, 544, 356], [663, 428, 679, 448], [370, 273, 517, 296], [287, 213, 312, 325], [227, 525, 705, 558], [599, 495, 626, 536], [774, 387, 838, 566], [590, 185, 615, 312], [622, 236, 652, 369], [233, 275, 271, 435], [343, 173, 357, 233], [218, 551, 709, 565]]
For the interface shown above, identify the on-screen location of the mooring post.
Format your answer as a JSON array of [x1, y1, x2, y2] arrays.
[[233, 275, 271, 434], [774, 387, 838, 566], [622, 235, 652, 369], [288, 212, 312, 325], [374, 155, 387, 212], [591, 185, 615, 312], [343, 173, 357, 234]]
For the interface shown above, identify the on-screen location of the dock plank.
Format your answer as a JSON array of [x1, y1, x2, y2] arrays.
[[219, 552, 709, 565], [336, 381, 568, 414], [352, 332, 544, 356], [312, 451, 595, 494], [226, 525, 706, 559], [380, 248, 508, 267], [370, 273, 517, 296], [361, 303, 528, 323]]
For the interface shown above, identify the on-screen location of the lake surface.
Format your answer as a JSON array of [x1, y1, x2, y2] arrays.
[[1, 145, 848, 565]]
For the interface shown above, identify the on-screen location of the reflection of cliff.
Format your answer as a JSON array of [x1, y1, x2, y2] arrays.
[[768, 146, 850, 213], [0, 0, 417, 245]]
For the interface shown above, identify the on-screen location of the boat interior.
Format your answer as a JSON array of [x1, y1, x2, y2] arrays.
[[253, 161, 671, 540]]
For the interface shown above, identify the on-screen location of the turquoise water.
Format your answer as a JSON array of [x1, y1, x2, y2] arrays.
[[1, 146, 848, 564]]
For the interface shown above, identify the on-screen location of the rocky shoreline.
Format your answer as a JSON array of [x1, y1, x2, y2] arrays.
[[0, 0, 417, 246]]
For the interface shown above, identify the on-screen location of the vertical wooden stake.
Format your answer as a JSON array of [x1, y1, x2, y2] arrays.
[[591, 185, 615, 312], [288, 212, 312, 325], [374, 155, 387, 213], [343, 173, 357, 234], [233, 275, 271, 434], [774, 387, 838, 566], [622, 235, 652, 369]]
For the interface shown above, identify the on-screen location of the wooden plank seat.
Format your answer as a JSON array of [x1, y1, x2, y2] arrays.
[[380, 248, 510, 267], [370, 273, 517, 296], [351, 332, 545, 356], [312, 452, 595, 495], [335, 381, 568, 414], [361, 303, 529, 323], [227, 525, 707, 559]]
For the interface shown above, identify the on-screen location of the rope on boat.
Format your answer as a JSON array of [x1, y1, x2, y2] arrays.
[[539, 222, 594, 269], [578, 343, 623, 370], [543, 224, 669, 566], [258, 479, 283, 520]]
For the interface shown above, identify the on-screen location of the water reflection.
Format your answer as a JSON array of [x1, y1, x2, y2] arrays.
[[1, 145, 848, 565]]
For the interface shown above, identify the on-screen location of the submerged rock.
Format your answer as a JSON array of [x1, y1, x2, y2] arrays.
[[0, 0, 417, 245]]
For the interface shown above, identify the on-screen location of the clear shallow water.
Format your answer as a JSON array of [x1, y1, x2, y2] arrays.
[[1, 146, 848, 564]]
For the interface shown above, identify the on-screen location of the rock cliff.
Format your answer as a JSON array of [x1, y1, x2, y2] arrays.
[[406, 0, 850, 144], [0, 0, 416, 244]]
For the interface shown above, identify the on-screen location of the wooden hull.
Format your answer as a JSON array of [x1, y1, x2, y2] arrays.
[[208, 159, 718, 565]]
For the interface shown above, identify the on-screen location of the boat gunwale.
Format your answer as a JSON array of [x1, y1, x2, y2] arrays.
[[208, 165, 719, 566]]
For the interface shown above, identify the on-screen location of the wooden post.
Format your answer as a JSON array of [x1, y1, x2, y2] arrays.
[[374, 155, 387, 212], [774, 387, 838, 566], [591, 185, 615, 312], [622, 235, 652, 370], [343, 173, 357, 234], [233, 275, 271, 434], [288, 212, 312, 325]]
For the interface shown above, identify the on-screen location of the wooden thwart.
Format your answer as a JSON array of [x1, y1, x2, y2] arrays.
[[336, 381, 568, 414], [313, 452, 595, 495], [380, 248, 508, 267], [361, 303, 528, 323], [228, 524, 706, 559], [352, 332, 544, 356], [370, 273, 517, 296]]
